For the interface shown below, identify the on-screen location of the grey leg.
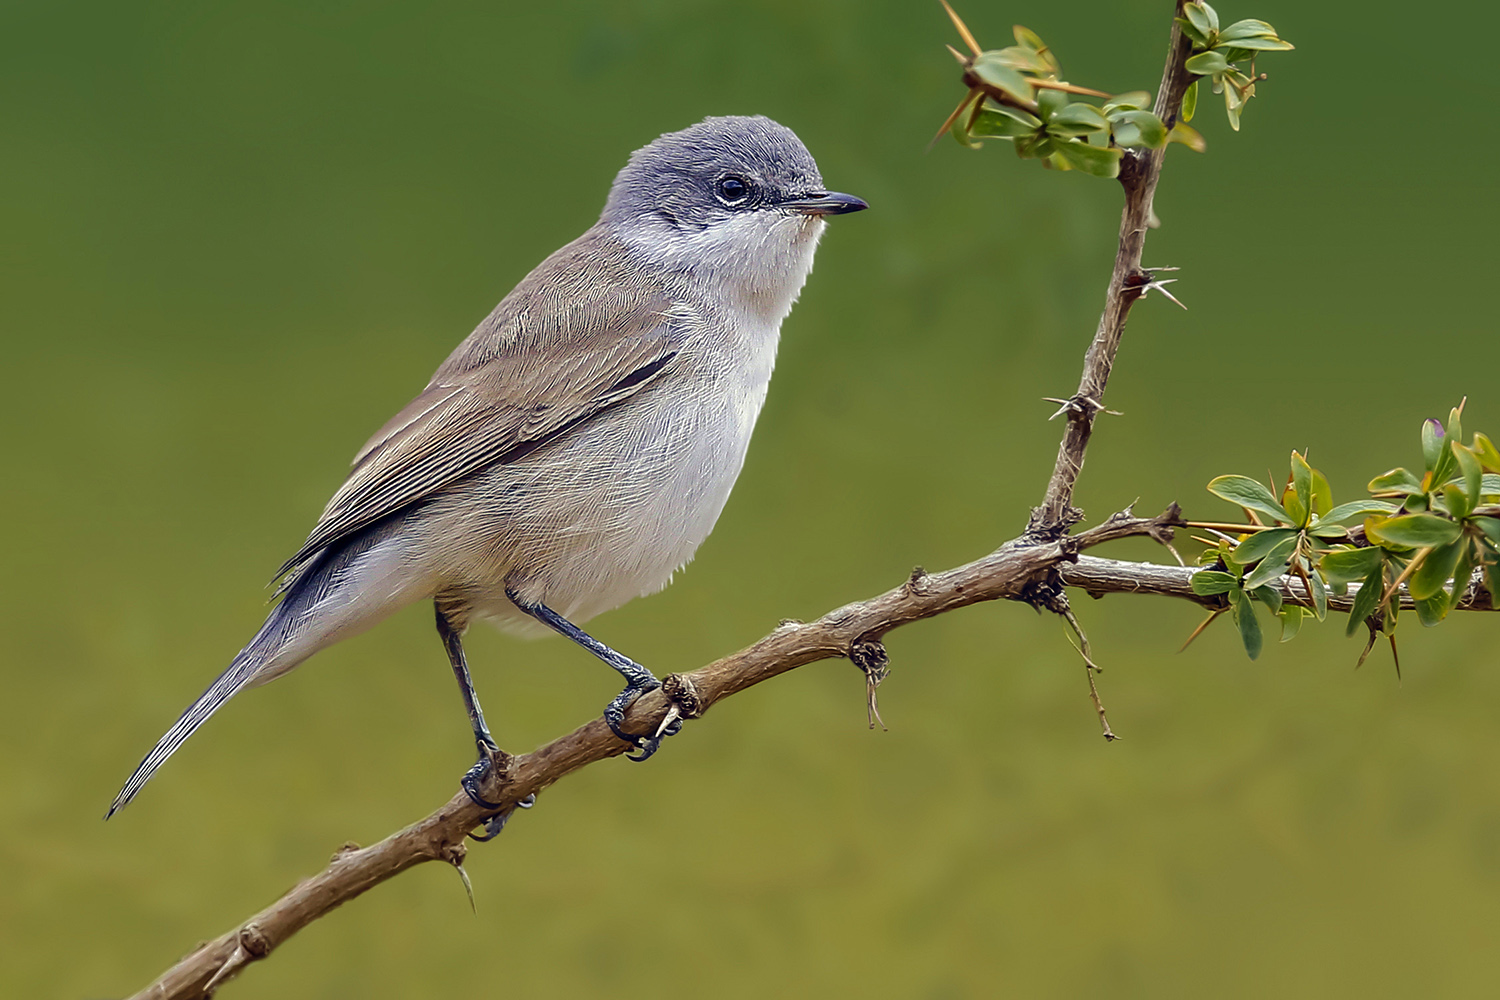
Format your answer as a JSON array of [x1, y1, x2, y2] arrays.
[[435, 603, 506, 809], [505, 588, 681, 761]]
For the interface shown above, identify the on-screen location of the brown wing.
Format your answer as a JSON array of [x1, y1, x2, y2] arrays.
[[274, 299, 684, 585]]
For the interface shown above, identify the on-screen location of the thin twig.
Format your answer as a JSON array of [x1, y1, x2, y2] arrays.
[[1058, 603, 1119, 740], [1027, 0, 1196, 539]]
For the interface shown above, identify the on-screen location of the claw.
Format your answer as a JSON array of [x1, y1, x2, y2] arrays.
[[460, 738, 506, 810], [625, 736, 661, 762], [467, 794, 536, 842]]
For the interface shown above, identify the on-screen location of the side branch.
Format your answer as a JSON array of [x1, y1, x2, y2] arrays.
[[1062, 555, 1498, 613], [1028, 0, 1196, 537]]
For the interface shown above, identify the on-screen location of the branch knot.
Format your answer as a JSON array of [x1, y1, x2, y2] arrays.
[[661, 672, 704, 720], [848, 635, 891, 731]]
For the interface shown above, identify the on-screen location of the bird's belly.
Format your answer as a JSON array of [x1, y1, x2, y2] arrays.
[[419, 369, 768, 632]]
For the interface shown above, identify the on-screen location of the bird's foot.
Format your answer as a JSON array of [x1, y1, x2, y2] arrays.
[[460, 736, 509, 810], [603, 676, 687, 762]]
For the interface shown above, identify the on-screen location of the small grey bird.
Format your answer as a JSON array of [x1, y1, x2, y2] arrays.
[[109, 115, 866, 817]]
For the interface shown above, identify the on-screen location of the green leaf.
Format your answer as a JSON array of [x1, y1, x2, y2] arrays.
[[1218, 18, 1277, 42], [970, 55, 1035, 105], [1224, 93, 1242, 132], [1186, 2, 1219, 37], [1182, 79, 1198, 122], [1442, 484, 1471, 522], [1191, 570, 1239, 596], [1282, 486, 1307, 529], [1310, 570, 1329, 621], [1207, 475, 1291, 523], [948, 90, 985, 149], [1103, 91, 1153, 113], [1280, 604, 1303, 642], [1482, 540, 1500, 603], [991, 45, 1055, 74], [1109, 109, 1167, 148], [1446, 403, 1464, 452], [1415, 589, 1448, 627], [1311, 470, 1333, 517], [1366, 513, 1463, 550], [1036, 88, 1067, 119], [1168, 121, 1207, 152], [1231, 527, 1299, 566], [1483, 474, 1500, 499], [1451, 443, 1483, 518], [1012, 25, 1058, 72], [1320, 546, 1384, 585], [1472, 432, 1500, 473], [1174, 17, 1210, 48], [970, 105, 1044, 138], [1049, 102, 1110, 135], [1422, 418, 1443, 473], [1049, 139, 1122, 177], [1013, 130, 1048, 159], [1220, 35, 1293, 50], [1478, 517, 1500, 545], [1289, 451, 1312, 516], [1449, 541, 1476, 612], [1345, 564, 1383, 636], [1252, 585, 1283, 615], [1229, 588, 1262, 660], [1185, 50, 1229, 75], [1319, 500, 1399, 525], [1244, 556, 1292, 591], [1367, 468, 1423, 496], [1410, 537, 1465, 601]]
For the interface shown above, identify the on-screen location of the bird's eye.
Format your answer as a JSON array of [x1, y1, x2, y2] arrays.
[[716, 176, 749, 205]]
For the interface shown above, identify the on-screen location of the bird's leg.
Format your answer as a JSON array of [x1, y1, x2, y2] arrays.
[[435, 602, 507, 809], [505, 588, 682, 761]]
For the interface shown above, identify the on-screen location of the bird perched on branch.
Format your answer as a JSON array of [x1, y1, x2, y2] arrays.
[[109, 115, 867, 817]]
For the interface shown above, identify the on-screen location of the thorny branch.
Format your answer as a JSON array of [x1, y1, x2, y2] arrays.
[[1027, 0, 1197, 539]]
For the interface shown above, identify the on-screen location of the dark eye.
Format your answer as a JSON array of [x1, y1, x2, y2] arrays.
[[716, 176, 749, 204]]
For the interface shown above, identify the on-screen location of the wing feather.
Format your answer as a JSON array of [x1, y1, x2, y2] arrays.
[[275, 290, 686, 585]]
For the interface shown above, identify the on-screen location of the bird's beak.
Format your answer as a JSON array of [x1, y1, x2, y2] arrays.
[[779, 192, 869, 216]]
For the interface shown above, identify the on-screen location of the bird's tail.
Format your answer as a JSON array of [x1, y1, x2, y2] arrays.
[[105, 566, 320, 818], [106, 526, 423, 818]]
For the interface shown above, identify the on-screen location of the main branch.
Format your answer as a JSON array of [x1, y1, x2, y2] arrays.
[[129, 524, 1496, 999]]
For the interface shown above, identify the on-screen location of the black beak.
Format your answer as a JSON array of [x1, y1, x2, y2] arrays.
[[779, 191, 869, 216]]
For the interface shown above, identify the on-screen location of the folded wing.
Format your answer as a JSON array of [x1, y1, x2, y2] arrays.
[[275, 302, 685, 588]]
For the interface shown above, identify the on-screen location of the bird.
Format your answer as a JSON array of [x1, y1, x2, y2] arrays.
[[107, 115, 867, 819]]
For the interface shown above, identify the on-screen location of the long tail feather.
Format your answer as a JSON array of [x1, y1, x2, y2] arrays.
[[106, 555, 332, 817]]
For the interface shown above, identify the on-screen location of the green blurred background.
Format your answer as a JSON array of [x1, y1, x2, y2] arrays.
[[4, 1, 1499, 996]]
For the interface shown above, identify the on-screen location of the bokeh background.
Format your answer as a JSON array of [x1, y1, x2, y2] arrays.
[[4, 1, 1499, 996]]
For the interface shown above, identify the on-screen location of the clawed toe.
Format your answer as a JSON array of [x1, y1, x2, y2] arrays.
[[604, 682, 684, 762], [460, 739, 506, 809], [468, 793, 536, 842]]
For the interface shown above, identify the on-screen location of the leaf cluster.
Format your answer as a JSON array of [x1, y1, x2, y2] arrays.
[[1177, 1, 1293, 131], [1193, 403, 1500, 663], [935, 10, 1178, 179]]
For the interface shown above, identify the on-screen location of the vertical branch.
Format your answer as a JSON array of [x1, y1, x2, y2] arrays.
[[1026, 0, 1196, 539]]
